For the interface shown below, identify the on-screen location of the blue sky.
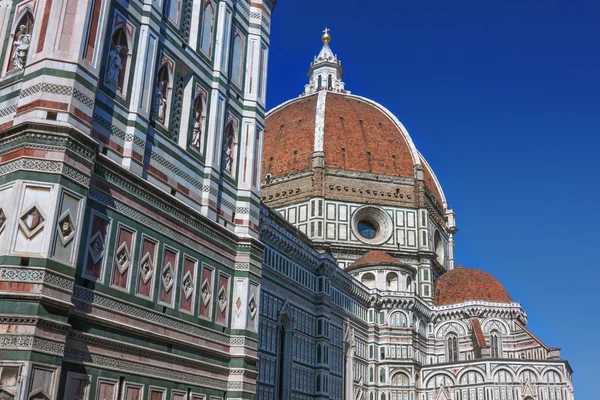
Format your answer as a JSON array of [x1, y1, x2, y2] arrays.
[[266, 0, 599, 397]]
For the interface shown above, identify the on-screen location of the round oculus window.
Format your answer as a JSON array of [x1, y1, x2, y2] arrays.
[[358, 220, 378, 240], [351, 206, 393, 245]]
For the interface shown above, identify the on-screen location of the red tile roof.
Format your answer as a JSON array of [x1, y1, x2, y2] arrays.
[[420, 155, 443, 205], [350, 250, 400, 267], [471, 318, 488, 348], [322, 95, 414, 177], [263, 95, 318, 177], [433, 267, 513, 306]]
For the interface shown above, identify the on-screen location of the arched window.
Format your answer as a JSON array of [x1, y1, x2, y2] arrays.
[[386, 272, 398, 291], [493, 369, 513, 383], [230, 31, 244, 87], [167, 0, 181, 24], [388, 312, 407, 327], [380, 367, 386, 383], [544, 370, 561, 384], [434, 230, 444, 265], [7, 9, 34, 72], [426, 374, 453, 388], [446, 335, 459, 362], [316, 375, 321, 392], [459, 371, 484, 384], [519, 370, 537, 383], [277, 315, 292, 400], [317, 344, 322, 363], [490, 331, 501, 358], [381, 393, 386, 400], [317, 75, 322, 89], [327, 74, 332, 89], [105, 27, 129, 92], [391, 373, 409, 386], [406, 276, 413, 292], [369, 367, 374, 382], [223, 122, 236, 174], [200, 1, 215, 56], [369, 393, 373, 400], [361, 273, 375, 289]]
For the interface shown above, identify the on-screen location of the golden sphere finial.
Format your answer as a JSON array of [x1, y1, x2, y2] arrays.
[[322, 27, 331, 44]]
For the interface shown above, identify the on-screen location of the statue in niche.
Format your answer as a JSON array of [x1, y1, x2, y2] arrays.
[[153, 80, 168, 123], [12, 25, 31, 70], [191, 111, 202, 147], [105, 45, 123, 88], [224, 146, 233, 172], [223, 127, 234, 173]]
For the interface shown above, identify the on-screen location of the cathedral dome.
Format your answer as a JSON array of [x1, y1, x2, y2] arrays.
[[433, 266, 513, 306], [263, 92, 445, 205], [262, 30, 446, 207]]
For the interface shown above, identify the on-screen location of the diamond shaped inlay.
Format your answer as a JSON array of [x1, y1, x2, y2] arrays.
[[88, 232, 105, 264], [248, 294, 257, 320], [18, 203, 46, 239], [182, 271, 194, 299], [201, 278, 211, 307], [162, 262, 175, 292], [115, 242, 131, 274], [139, 252, 154, 284], [0, 208, 6, 234], [236, 297, 242, 311], [218, 285, 228, 313], [57, 210, 76, 246]]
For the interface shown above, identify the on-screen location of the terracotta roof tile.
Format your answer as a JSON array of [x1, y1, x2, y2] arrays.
[[420, 155, 443, 205], [433, 267, 513, 306], [471, 318, 488, 348], [263, 95, 318, 178], [323, 95, 414, 176], [350, 250, 400, 267]]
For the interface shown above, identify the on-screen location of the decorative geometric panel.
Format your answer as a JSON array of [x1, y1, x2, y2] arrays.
[[170, 73, 185, 141], [201, 278, 211, 307], [182, 271, 193, 299], [18, 203, 46, 239], [139, 252, 154, 284], [57, 210, 76, 246], [218, 285, 228, 313], [0, 208, 6, 234], [162, 262, 174, 292], [114, 242, 131, 274], [88, 232, 105, 265], [248, 294, 257, 320]]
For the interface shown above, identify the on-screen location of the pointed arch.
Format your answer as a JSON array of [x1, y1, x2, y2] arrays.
[[490, 330, 502, 358], [277, 312, 293, 400], [391, 372, 410, 386], [446, 334, 459, 362], [200, 0, 215, 56], [230, 28, 245, 87]]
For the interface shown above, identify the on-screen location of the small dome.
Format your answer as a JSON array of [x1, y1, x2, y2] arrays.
[[349, 250, 401, 268], [433, 266, 513, 306]]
